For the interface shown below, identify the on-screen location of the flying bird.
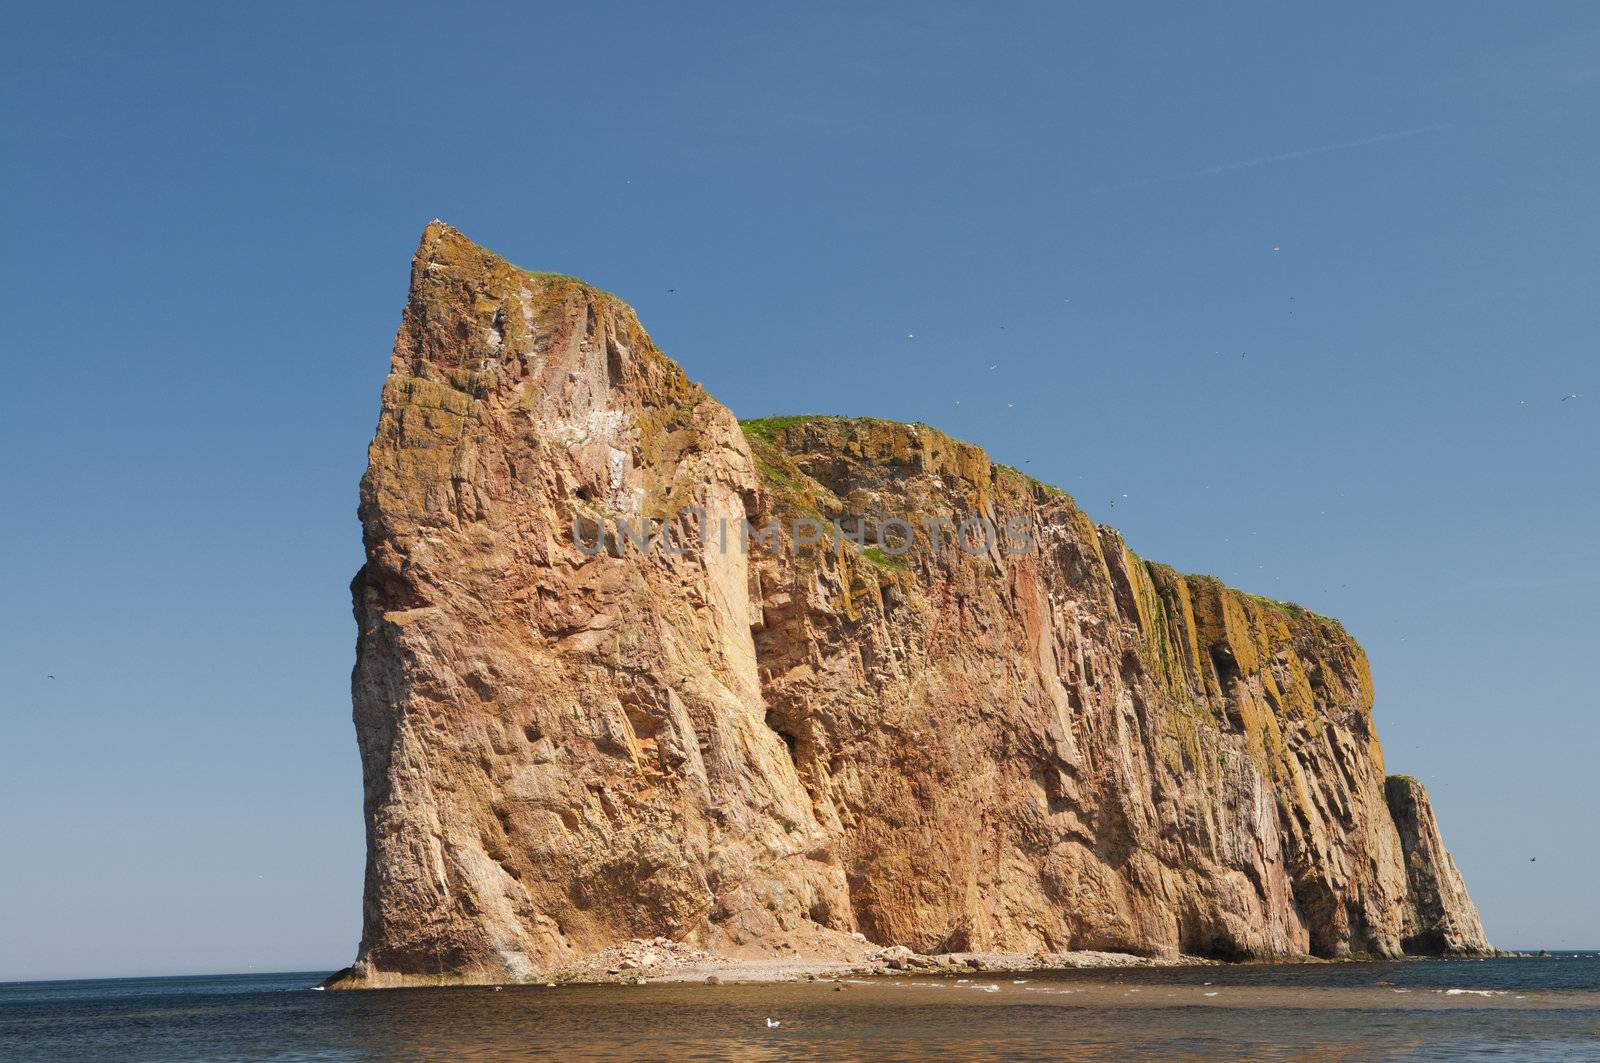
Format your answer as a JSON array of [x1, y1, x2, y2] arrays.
[[1563, 393, 1581, 401]]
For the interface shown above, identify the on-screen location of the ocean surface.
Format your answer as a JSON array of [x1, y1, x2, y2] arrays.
[[3, 954, 1599, 1061]]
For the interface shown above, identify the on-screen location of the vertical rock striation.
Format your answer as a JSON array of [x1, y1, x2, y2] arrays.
[[333, 224, 1488, 986], [344, 222, 849, 987], [1385, 775, 1490, 955]]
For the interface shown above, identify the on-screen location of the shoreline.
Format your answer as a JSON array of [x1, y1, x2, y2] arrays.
[[325, 942, 1521, 991], [649, 948, 1214, 987]]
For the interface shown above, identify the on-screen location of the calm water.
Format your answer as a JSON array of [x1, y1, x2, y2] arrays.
[[3, 955, 1599, 1061]]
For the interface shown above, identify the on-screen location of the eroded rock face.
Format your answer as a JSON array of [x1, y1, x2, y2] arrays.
[[1385, 776, 1490, 955], [336, 223, 1487, 986]]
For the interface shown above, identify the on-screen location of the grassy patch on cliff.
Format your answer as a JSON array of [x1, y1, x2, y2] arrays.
[[523, 269, 624, 304], [863, 546, 910, 570], [994, 461, 1070, 499], [741, 429, 838, 523], [740, 415, 827, 444]]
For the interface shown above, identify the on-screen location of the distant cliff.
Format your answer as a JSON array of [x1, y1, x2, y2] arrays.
[[332, 223, 1487, 987]]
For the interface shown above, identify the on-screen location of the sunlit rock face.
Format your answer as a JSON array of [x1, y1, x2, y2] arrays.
[[334, 223, 1486, 987], [1385, 775, 1491, 956]]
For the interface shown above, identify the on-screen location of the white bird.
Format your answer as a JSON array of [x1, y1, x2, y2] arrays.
[[766, 1018, 781, 1028], [1563, 393, 1582, 401], [906, 332, 914, 340], [989, 364, 998, 370]]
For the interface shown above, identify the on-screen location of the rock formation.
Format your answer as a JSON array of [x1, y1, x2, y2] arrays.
[[332, 223, 1487, 987], [1385, 775, 1490, 955]]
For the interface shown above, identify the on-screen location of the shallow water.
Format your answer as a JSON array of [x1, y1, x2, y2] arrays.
[[3, 955, 1598, 1061]]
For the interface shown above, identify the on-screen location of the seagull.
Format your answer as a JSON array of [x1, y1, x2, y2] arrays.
[[47, 675, 56, 680], [989, 364, 998, 370], [1563, 393, 1581, 401], [667, 288, 676, 294], [766, 1018, 781, 1028], [1272, 246, 1281, 252], [906, 332, 914, 340]]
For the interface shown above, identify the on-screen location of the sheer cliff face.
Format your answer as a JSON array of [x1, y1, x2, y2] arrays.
[[349, 222, 853, 987], [1386, 776, 1491, 955], [341, 224, 1486, 986]]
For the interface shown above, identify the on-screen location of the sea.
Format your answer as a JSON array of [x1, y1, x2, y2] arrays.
[[3, 953, 1598, 1061]]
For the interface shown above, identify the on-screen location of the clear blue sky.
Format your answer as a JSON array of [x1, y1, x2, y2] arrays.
[[2, 2, 1595, 980]]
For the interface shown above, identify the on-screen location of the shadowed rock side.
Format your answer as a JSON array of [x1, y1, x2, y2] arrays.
[[1384, 775, 1490, 955], [332, 224, 1488, 987]]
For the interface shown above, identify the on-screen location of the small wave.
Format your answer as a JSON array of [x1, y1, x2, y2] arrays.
[[1443, 988, 1504, 997]]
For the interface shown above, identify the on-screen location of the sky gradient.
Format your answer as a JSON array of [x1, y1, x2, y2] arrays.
[[2, 1, 1596, 980]]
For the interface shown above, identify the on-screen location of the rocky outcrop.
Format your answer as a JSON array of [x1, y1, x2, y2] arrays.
[[1384, 776, 1490, 955], [332, 223, 1487, 987]]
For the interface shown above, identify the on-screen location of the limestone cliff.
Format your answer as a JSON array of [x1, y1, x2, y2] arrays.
[[1385, 776, 1490, 955], [333, 223, 1487, 986]]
